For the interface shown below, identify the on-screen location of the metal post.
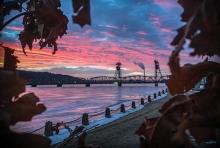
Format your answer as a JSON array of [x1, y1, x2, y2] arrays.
[[158, 91, 161, 96], [148, 95, 151, 102], [44, 121, 53, 136], [57, 83, 62, 87], [85, 83, 90, 87], [141, 98, 144, 105], [120, 104, 125, 113], [105, 107, 111, 118], [132, 101, 136, 108], [82, 113, 89, 125], [154, 93, 157, 99]]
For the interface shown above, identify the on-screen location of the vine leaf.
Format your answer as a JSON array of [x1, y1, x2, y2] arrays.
[[139, 136, 148, 148], [4, 93, 46, 125], [2, 0, 28, 17], [212, 72, 220, 92], [19, 27, 34, 56], [135, 122, 146, 137], [0, 110, 11, 135], [172, 81, 220, 145], [159, 95, 188, 113], [70, 126, 84, 137], [1, 46, 20, 71], [19, 0, 68, 55], [76, 131, 100, 148], [72, 0, 85, 13], [135, 117, 158, 139], [167, 54, 219, 95], [150, 98, 195, 147], [178, 0, 202, 22], [0, 70, 27, 102], [63, 126, 84, 147], [1, 132, 51, 148], [189, 87, 220, 128], [172, 0, 220, 57], [72, 0, 91, 27], [135, 95, 196, 147], [78, 132, 87, 147], [188, 127, 216, 145], [143, 0, 220, 147], [3, 3, 21, 17], [51, 123, 61, 134]]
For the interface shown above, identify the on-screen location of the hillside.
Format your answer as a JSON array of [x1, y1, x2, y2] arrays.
[[17, 70, 84, 85]]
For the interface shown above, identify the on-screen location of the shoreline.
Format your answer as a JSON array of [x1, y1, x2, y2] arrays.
[[50, 93, 172, 148]]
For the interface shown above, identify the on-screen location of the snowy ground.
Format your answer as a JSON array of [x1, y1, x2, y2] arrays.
[[48, 93, 168, 145]]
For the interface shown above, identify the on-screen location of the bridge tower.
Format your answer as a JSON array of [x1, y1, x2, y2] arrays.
[[114, 62, 122, 79], [154, 60, 162, 86]]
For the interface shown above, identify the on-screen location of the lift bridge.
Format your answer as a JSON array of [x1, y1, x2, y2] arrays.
[[30, 60, 170, 87], [82, 60, 169, 87]]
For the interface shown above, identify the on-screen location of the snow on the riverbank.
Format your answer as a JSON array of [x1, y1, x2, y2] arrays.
[[49, 93, 168, 145]]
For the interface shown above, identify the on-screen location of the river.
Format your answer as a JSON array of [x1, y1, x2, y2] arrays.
[[11, 83, 167, 134]]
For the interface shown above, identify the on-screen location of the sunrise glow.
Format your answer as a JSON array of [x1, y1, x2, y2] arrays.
[[0, 0, 203, 78]]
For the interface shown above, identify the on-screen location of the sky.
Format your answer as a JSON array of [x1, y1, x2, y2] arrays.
[[0, 0, 208, 78]]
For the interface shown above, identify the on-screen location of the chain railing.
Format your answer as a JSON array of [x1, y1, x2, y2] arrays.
[[20, 88, 168, 136]]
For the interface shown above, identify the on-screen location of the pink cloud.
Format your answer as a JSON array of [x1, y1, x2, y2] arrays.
[[1, 30, 201, 78], [150, 13, 161, 26], [136, 2, 141, 7], [105, 24, 119, 29], [84, 29, 92, 34], [160, 28, 172, 33], [100, 31, 117, 37], [122, 25, 126, 31], [153, 0, 181, 10], [6, 26, 23, 31], [0, 0, 202, 78], [136, 31, 147, 35], [3, 38, 166, 76], [3, 39, 201, 78]]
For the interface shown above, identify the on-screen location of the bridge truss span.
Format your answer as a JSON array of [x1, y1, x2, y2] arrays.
[[85, 75, 170, 84]]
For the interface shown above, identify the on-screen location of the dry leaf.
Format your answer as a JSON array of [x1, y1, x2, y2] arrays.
[[167, 54, 219, 95], [172, 81, 220, 145], [150, 100, 195, 148], [172, 0, 220, 57], [188, 127, 216, 145], [159, 95, 188, 113], [78, 132, 87, 148], [0, 70, 27, 102], [0, 131, 51, 148], [72, 0, 91, 27], [19, 0, 68, 55], [4, 93, 46, 125]]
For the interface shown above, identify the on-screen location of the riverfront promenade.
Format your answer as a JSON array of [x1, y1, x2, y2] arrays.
[[51, 93, 173, 148]]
